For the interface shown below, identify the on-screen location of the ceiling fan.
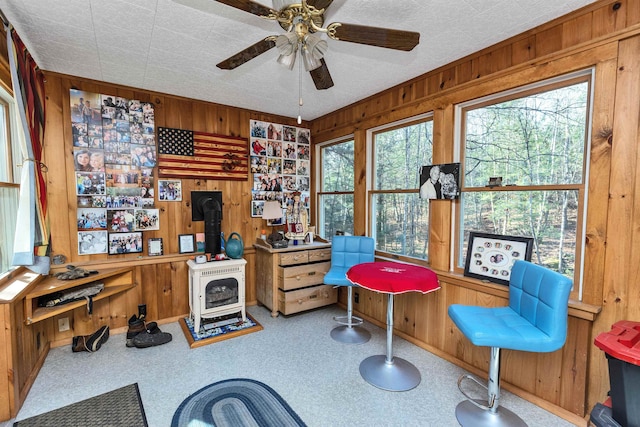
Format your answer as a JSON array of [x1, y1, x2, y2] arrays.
[[175, 0, 420, 90]]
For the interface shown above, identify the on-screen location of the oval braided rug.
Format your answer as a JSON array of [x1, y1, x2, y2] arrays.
[[171, 378, 307, 427]]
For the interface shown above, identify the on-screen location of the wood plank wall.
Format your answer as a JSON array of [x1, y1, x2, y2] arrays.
[[311, 0, 640, 422], [39, 73, 305, 339], [3, 0, 640, 423]]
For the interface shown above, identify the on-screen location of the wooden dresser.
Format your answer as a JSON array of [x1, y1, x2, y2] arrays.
[[254, 239, 336, 317]]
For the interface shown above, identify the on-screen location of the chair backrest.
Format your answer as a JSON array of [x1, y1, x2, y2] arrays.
[[330, 235, 375, 269], [508, 260, 573, 351]]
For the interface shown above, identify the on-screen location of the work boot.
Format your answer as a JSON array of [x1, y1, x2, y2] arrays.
[[126, 315, 162, 347], [126, 315, 146, 347], [72, 325, 109, 352]]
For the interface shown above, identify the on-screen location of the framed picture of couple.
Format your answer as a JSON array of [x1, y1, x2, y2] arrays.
[[463, 232, 534, 286], [419, 162, 460, 200]]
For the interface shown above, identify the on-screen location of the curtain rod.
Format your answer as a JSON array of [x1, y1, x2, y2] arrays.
[[0, 9, 9, 28]]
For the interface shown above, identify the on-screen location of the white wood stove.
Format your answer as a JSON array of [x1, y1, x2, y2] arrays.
[[187, 258, 246, 334]]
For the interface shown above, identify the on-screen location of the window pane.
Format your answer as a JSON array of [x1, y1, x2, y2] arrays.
[[374, 121, 433, 190], [372, 193, 428, 260], [460, 190, 578, 277], [319, 194, 354, 238], [322, 140, 354, 191], [464, 82, 588, 187], [0, 104, 8, 182], [0, 186, 18, 273]]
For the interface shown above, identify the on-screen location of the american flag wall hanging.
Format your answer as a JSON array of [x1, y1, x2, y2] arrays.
[[157, 127, 249, 180]]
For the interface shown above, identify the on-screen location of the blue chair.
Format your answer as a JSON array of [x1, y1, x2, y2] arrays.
[[448, 260, 573, 427], [324, 235, 375, 344]]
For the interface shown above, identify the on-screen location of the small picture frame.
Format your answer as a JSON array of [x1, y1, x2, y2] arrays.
[[179, 234, 195, 254], [195, 233, 205, 252], [463, 232, 534, 286], [488, 176, 503, 187], [148, 237, 163, 256], [158, 179, 182, 201], [108, 232, 143, 255]]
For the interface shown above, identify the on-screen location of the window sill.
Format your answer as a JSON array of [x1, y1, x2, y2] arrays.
[[432, 268, 601, 322]]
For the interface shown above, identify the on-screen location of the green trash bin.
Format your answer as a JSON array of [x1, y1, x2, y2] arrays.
[[594, 320, 640, 427]]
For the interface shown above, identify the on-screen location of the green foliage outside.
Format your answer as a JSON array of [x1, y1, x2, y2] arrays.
[[462, 81, 589, 277]]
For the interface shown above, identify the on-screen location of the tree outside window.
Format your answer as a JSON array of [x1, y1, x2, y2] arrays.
[[370, 117, 433, 261], [318, 139, 354, 239], [458, 70, 591, 290]]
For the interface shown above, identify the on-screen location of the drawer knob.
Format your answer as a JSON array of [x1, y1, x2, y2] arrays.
[[296, 275, 301, 281], [297, 299, 303, 304]]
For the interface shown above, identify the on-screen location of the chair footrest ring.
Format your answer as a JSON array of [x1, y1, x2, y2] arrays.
[[333, 315, 364, 327], [457, 374, 495, 411]]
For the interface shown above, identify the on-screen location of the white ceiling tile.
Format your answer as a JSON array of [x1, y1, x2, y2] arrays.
[[0, 0, 599, 120]]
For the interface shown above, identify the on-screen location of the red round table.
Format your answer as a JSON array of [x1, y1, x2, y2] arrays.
[[347, 261, 440, 391]]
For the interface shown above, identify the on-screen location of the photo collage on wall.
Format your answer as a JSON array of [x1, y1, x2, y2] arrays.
[[71, 89, 158, 255], [249, 120, 310, 220]]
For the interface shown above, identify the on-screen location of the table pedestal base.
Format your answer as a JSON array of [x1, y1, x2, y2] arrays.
[[359, 355, 421, 391], [455, 400, 528, 427], [331, 325, 371, 344]]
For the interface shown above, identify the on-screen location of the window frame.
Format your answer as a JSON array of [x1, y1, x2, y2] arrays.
[[0, 85, 22, 278], [453, 69, 594, 300], [367, 112, 434, 264], [315, 135, 355, 240]]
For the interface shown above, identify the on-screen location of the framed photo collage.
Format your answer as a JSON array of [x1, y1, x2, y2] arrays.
[[249, 119, 311, 220], [71, 89, 159, 256]]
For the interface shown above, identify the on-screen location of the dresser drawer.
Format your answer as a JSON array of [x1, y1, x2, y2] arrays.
[[278, 285, 337, 315], [279, 251, 309, 266], [308, 248, 331, 263], [278, 261, 330, 291]]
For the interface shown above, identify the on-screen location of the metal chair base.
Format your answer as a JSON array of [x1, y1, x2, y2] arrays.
[[359, 355, 421, 391], [455, 399, 528, 427], [333, 314, 364, 327], [330, 324, 371, 344]]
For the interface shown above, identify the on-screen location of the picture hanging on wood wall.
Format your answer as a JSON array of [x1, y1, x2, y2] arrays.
[[108, 232, 143, 255], [70, 89, 156, 255], [249, 119, 311, 221], [78, 231, 108, 255], [157, 179, 182, 201], [419, 162, 461, 200]]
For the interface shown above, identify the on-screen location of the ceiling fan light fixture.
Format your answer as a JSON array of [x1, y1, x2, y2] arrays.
[[277, 52, 297, 70], [275, 32, 298, 56], [300, 34, 327, 71]]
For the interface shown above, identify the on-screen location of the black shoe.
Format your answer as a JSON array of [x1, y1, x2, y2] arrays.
[[132, 330, 172, 348]]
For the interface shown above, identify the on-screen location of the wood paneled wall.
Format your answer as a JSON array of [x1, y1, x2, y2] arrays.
[[4, 0, 640, 423], [312, 0, 640, 422], [41, 73, 305, 334]]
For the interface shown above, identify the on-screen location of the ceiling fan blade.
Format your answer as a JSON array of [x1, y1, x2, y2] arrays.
[[309, 58, 334, 90], [216, 38, 277, 70], [328, 23, 420, 51], [215, 0, 274, 17], [306, 0, 333, 11]]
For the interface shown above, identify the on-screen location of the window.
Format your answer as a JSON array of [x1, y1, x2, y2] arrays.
[[457, 70, 592, 293], [369, 115, 433, 261], [317, 138, 354, 239], [0, 85, 22, 276]]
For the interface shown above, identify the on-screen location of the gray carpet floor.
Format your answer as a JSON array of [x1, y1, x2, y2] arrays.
[[4, 305, 578, 427]]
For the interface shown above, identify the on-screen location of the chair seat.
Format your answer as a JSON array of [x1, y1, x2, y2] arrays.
[[448, 305, 561, 353], [324, 267, 355, 287]]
